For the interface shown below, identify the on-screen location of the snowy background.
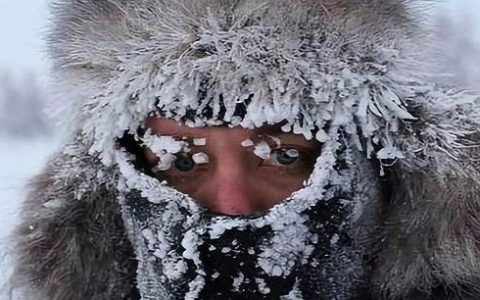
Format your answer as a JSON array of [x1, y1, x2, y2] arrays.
[[0, 0, 478, 291]]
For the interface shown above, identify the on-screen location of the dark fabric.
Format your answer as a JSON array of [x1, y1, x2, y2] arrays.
[[124, 184, 367, 299]]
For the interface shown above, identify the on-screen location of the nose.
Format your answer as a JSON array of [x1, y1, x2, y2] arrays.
[[197, 159, 262, 215]]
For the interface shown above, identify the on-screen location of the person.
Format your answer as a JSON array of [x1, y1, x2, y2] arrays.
[[8, 0, 480, 299]]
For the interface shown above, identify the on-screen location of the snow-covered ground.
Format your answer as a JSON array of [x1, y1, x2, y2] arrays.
[[0, 136, 57, 292]]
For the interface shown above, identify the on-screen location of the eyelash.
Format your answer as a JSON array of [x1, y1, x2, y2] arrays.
[[265, 146, 314, 166], [150, 146, 312, 172]]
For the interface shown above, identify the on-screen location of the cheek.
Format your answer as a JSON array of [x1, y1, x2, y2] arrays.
[[254, 170, 308, 204], [164, 173, 209, 196], [148, 156, 315, 215]]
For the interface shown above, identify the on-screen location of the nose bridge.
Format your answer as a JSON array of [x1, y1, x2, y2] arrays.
[[207, 150, 259, 215]]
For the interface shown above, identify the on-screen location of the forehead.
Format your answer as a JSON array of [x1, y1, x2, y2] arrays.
[[146, 117, 290, 138]]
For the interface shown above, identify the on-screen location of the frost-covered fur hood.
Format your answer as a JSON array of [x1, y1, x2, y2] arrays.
[[9, 0, 480, 299]]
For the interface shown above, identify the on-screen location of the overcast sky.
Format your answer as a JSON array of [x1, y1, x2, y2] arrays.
[[0, 0, 48, 74], [0, 0, 478, 76]]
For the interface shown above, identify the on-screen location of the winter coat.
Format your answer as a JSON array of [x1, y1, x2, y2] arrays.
[[8, 0, 480, 299]]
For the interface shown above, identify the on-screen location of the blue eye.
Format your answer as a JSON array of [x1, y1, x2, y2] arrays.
[[272, 148, 300, 165], [174, 153, 196, 172]]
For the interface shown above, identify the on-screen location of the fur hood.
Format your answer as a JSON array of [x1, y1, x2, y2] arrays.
[[9, 0, 480, 299]]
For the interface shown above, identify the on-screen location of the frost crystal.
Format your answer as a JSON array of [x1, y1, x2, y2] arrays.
[[376, 146, 404, 160], [192, 152, 209, 164], [280, 281, 304, 300], [285, 149, 299, 158], [143, 134, 188, 156], [330, 233, 340, 246], [181, 230, 202, 264], [232, 272, 245, 292], [253, 141, 271, 160], [315, 130, 329, 143], [153, 153, 176, 171], [193, 138, 207, 146], [241, 138, 254, 147], [143, 133, 193, 171], [255, 278, 271, 295]]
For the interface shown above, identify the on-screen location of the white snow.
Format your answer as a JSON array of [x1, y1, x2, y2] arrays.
[[253, 141, 271, 160], [255, 278, 271, 295], [193, 138, 207, 146], [232, 272, 245, 291], [376, 146, 404, 160], [143, 134, 188, 155], [153, 153, 176, 171], [241, 138, 254, 147], [143, 134, 190, 171], [192, 152, 209, 164], [285, 149, 300, 158]]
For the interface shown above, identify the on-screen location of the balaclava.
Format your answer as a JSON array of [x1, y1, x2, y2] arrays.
[[41, 0, 480, 299], [116, 124, 381, 299]]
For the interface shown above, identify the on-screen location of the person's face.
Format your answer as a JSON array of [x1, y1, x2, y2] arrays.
[[144, 118, 321, 216]]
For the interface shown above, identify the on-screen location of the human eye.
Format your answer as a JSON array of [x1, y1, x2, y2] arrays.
[[263, 146, 315, 169], [172, 152, 196, 172], [149, 150, 211, 183], [270, 148, 300, 166]]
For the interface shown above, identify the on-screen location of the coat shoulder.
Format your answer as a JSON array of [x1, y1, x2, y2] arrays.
[[8, 150, 139, 300]]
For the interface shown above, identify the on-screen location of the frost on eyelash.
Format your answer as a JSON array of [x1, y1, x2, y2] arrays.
[[153, 153, 176, 171], [142, 131, 192, 171], [143, 131, 189, 155], [192, 152, 209, 164], [253, 141, 271, 160], [193, 138, 207, 146], [241, 138, 254, 147], [285, 149, 299, 158]]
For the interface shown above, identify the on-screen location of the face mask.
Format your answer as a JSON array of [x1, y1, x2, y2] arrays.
[[115, 125, 382, 299]]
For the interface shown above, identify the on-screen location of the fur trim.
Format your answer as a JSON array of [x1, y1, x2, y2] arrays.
[[47, 0, 427, 163], [9, 145, 139, 300]]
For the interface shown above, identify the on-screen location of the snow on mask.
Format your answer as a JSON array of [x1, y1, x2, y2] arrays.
[[116, 122, 380, 299]]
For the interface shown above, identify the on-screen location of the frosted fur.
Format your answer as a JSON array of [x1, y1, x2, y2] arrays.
[[47, 0, 424, 164], [8, 147, 139, 300], [7, 0, 480, 299]]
